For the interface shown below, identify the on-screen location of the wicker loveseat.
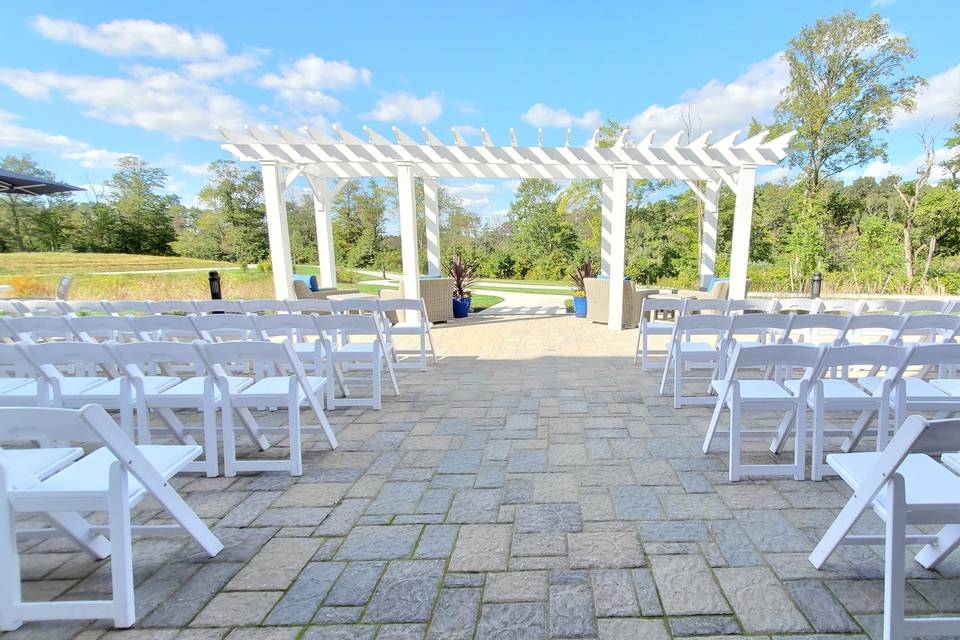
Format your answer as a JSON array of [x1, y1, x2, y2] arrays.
[[583, 278, 658, 329], [293, 280, 359, 300], [380, 277, 454, 323]]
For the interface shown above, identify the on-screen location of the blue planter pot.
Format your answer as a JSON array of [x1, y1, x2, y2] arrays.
[[573, 296, 587, 318], [452, 297, 472, 318]]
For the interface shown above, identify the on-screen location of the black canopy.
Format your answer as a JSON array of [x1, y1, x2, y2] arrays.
[[0, 168, 84, 196]]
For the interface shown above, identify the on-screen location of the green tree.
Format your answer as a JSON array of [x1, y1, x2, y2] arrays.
[[776, 11, 923, 196], [945, 118, 960, 183], [1, 154, 56, 251], [852, 215, 904, 291], [106, 156, 178, 255], [508, 179, 580, 279], [195, 160, 267, 264], [916, 186, 960, 282]]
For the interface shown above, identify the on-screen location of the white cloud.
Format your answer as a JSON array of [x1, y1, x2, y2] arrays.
[[758, 166, 792, 184], [363, 92, 443, 124], [259, 55, 371, 112], [893, 63, 960, 129], [0, 110, 129, 168], [629, 52, 788, 135], [871, 0, 896, 7], [453, 124, 482, 139], [183, 53, 261, 81], [0, 66, 253, 140], [455, 100, 480, 115], [862, 147, 952, 183], [521, 104, 602, 130], [445, 182, 497, 197], [181, 162, 212, 176], [30, 15, 228, 60]]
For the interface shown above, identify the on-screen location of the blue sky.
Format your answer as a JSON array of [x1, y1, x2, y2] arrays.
[[1, 0, 958, 222]]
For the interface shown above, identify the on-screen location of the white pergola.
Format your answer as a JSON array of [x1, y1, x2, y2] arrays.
[[218, 124, 794, 329]]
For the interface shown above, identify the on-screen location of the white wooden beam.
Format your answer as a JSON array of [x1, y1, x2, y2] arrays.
[[699, 179, 721, 290], [728, 166, 757, 300], [397, 163, 420, 303], [306, 176, 337, 289], [261, 162, 296, 300], [330, 178, 350, 199], [607, 165, 629, 330], [283, 165, 305, 189], [423, 178, 441, 277], [600, 178, 613, 277]]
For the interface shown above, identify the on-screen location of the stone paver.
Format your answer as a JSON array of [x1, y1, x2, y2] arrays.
[[14, 315, 960, 638]]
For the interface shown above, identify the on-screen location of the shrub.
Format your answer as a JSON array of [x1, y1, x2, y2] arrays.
[[8, 275, 52, 298]]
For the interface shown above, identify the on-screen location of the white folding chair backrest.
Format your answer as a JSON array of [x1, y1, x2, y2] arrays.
[[726, 300, 750, 314], [892, 314, 960, 345], [378, 297, 428, 316], [59, 300, 109, 316], [673, 314, 731, 341], [726, 342, 823, 376], [641, 297, 686, 318], [21, 340, 119, 384], [102, 300, 152, 316], [109, 340, 205, 379], [240, 299, 289, 315], [899, 299, 949, 314], [332, 298, 384, 318], [841, 313, 907, 344], [777, 298, 824, 314], [193, 299, 244, 315], [286, 299, 334, 315], [737, 298, 777, 314], [0, 342, 45, 381], [903, 342, 960, 371], [66, 315, 137, 344], [4, 315, 76, 343], [819, 299, 865, 315], [199, 339, 305, 383], [785, 313, 851, 346], [255, 313, 322, 342], [726, 313, 792, 345], [684, 299, 730, 315], [818, 344, 912, 379], [189, 313, 258, 342], [862, 299, 904, 314], [130, 314, 202, 342], [147, 300, 198, 315], [0, 300, 23, 317], [16, 300, 65, 317]]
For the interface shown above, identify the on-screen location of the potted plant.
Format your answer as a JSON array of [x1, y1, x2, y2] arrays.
[[570, 258, 592, 318], [446, 253, 477, 318]]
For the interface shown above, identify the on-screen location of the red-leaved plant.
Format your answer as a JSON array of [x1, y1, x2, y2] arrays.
[[446, 253, 478, 299], [570, 258, 593, 297]]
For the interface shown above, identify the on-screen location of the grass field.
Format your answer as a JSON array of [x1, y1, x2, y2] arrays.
[[472, 284, 573, 296], [0, 252, 238, 276]]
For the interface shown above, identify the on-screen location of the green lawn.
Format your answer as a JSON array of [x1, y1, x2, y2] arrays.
[[0, 252, 238, 276], [471, 284, 573, 296]]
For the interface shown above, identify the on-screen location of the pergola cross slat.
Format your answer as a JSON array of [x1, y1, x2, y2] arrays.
[[219, 124, 794, 329]]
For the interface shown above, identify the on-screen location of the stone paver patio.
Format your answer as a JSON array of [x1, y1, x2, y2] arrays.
[[11, 314, 960, 639]]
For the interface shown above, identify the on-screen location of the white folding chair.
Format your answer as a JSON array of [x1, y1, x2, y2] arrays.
[[254, 313, 349, 398], [634, 298, 686, 370], [102, 300, 152, 316], [378, 298, 439, 371], [660, 314, 731, 408], [0, 301, 23, 318], [867, 343, 960, 432], [840, 313, 907, 347], [702, 343, 823, 481], [193, 299, 244, 315], [189, 312, 259, 343], [4, 316, 76, 343], [66, 315, 138, 344], [59, 300, 109, 316], [809, 415, 960, 639], [796, 344, 912, 481], [109, 341, 265, 478], [783, 313, 851, 347], [900, 299, 949, 314], [889, 313, 960, 347], [240, 299, 289, 315], [718, 313, 793, 377], [684, 299, 731, 315], [0, 405, 223, 630], [862, 299, 904, 314], [286, 299, 334, 315], [737, 298, 778, 314], [776, 297, 824, 315], [819, 298, 866, 315], [14, 300, 66, 317], [130, 314, 203, 343], [315, 314, 399, 410], [147, 300, 197, 315], [197, 340, 337, 477], [0, 344, 47, 407], [20, 342, 139, 439]]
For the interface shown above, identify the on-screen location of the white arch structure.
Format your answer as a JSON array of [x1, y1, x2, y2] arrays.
[[218, 125, 794, 329]]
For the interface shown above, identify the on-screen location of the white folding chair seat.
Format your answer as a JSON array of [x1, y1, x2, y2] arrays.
[[635, 298, 686, 370], [0, 448, 84, 479], [702, 343, 822, 481], [659, 314, 731, 408], [0, 378, 34, 395], [0, 405, 222, 631], [809, 416, 960, 639], [198, 341, 337, 477], [943, 452, 960, 473]]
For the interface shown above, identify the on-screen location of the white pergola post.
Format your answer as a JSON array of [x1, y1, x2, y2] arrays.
[[607, 165, 628, 330], [306, 176, 337, 289], [600, 183, 612, 276], [423, 178, 441, 277], [699, 179, 720, 289], [728, 166, 757, 300], [261, 162, 296, 300], [397, 163, 421, 302]]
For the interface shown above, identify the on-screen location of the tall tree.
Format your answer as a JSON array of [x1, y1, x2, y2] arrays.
[[945, 118, 960, 182], [106, 156, 178, 255], [893, 135, 936, 279], [197, 160, 267, 264], [916, 186, 960, 282], [775, 11, 923, 196]]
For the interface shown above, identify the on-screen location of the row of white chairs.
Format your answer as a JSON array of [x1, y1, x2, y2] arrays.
[[0, 338, 338, 478], [2, 297, 330, 318], [700, 341, 960, 482], [0, 405, 225, 630], [637, 296, 959, 371]]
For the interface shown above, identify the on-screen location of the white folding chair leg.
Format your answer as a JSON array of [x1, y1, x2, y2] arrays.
[[811, 396, 828, 481], [426, 324, 439, 364], [702, 395, 725, 453], [419, 330, 427, 371], [841, 410, 876, 453], [45, 512, 112, 560], [914, 524, 960, 569], [0, 473, 23, 631], [373, 355, 382, 411], [235, 408, 271, 450], [882, 473, 907, 640], [658, 347, 674, 395], [383, 350, 400, 397], [633, 328, 642, 366], [728, 392, 742, 481], [768, 410, 795, 455], [221, 400, 239, 478], [287, 389, 303, 477], [108, 462, 135, 628]]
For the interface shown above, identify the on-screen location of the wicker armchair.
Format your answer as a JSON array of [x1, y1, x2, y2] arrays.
[[293, 280, 359, 300], [380, 277, 454, 323], [583, 278, 658, 329]]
